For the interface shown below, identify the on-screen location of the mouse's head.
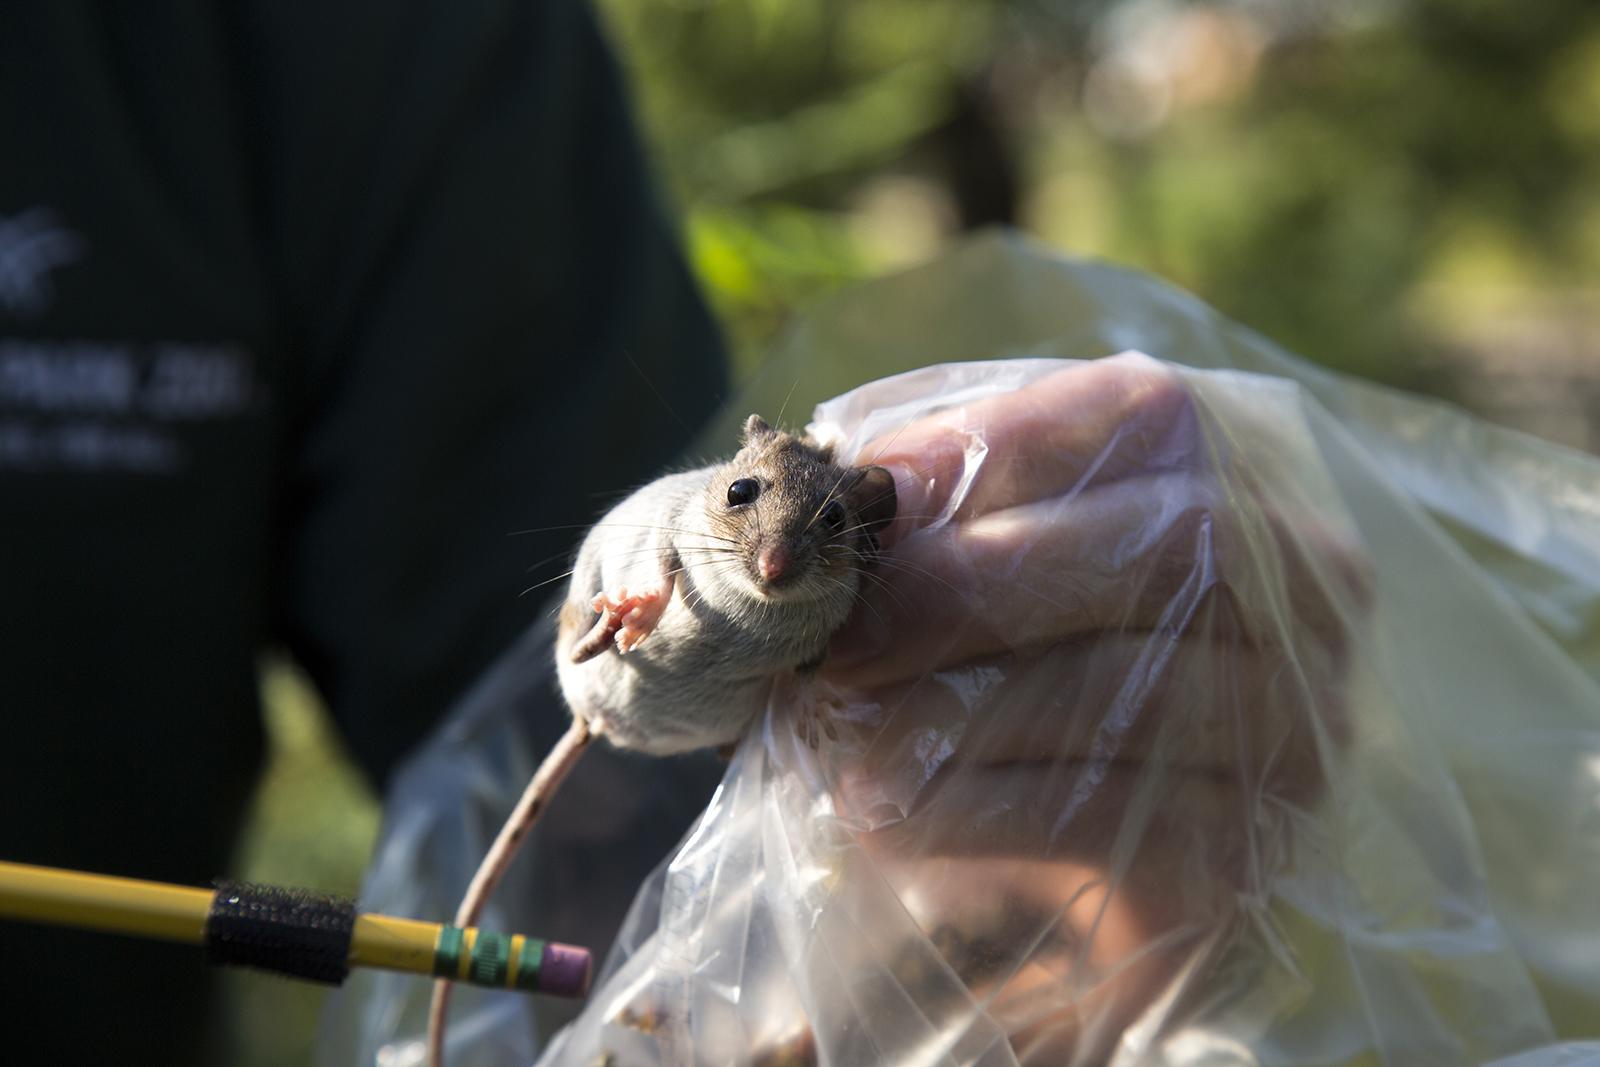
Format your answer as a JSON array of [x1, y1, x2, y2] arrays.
[[703, 414, 897, 606]]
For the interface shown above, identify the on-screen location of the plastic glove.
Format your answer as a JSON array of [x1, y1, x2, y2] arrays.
[[812, 354, 1368, 1063]]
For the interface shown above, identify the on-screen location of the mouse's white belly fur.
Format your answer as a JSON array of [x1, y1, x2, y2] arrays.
[[555, 469, 843, 756]]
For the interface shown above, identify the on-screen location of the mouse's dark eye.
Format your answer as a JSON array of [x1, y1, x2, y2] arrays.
[[822, 499, 847, 530], [727, 478, 760, 507]]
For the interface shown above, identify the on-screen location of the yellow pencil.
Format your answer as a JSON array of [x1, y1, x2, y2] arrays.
[[0, 859, 591, 998]]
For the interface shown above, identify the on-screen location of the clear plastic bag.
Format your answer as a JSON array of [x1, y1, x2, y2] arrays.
[[319, 234, 1600, 1067]]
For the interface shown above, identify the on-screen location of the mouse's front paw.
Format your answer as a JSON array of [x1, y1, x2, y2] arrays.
[[591, 584, 669, 654], [794, 687, 845, 750]]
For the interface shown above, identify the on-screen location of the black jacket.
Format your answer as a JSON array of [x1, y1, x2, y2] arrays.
[[0, 2, 725, 1060]]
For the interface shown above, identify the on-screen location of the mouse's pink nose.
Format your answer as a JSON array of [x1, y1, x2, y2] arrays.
[[758, 544, 791, 584]]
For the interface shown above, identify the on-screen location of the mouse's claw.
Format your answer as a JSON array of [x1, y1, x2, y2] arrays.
[[592, 584, 669, 654], [794, 686, 845, 750]]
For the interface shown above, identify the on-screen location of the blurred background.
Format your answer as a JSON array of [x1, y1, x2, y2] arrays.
[[619, 0, 1600, 450], [230, 1, 1600, 1062]]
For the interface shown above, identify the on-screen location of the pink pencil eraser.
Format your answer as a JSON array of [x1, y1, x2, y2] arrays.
[[539, 941, 592, 998]]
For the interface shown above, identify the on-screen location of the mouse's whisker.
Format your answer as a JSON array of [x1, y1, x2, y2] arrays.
[[860, 553, 961, 596], [678, 549, 745, 569], [830, 519, 890, 542], [676, 546, 742, 561], [509, 520, 735, 542], [518, 568, 580, 597], [773, 379, 801, 428], [849, 405, 937, 472], [681, 559, 747, 611], [824, 542, 944, 610], [678, 555, 745, 579], [847, 584, 891, 629], [525, 543, 684, 575], [527, 542, 739, 579], [507, 521, 616, 538], [849, 567, 914, 616], [808, 445, 948, 537], [806, 459, 862, 533], [523, 549, 586, 575], [587, 521, 747, 546]]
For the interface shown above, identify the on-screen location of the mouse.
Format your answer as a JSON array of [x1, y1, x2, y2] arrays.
[[426, 414, 896, 1067], [556, 412, 898, 754]]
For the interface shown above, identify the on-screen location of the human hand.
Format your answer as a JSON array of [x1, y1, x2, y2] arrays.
[[811, 354, 1369, 1062]]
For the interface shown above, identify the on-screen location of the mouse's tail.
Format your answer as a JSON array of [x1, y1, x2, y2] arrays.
[[427, 716, 597, 1067]]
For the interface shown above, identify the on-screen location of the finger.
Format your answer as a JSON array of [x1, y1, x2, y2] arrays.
[[831, 632, 1345, 847], [827, 473, 1366, 688], [856, 356, 1201, 546], [866, 844, 1211, 1066]]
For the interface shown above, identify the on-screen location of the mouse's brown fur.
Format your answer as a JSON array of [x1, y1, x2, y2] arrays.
[[703, 415, 897, 595]]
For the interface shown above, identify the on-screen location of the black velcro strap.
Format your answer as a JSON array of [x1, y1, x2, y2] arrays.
[[204, 880, 356, 985]]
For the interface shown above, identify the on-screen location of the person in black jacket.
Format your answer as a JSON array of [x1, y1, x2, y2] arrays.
[[0, 2, 725, 1061]]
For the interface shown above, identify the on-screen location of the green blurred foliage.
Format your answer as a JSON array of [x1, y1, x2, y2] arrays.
[[603, 0, 1005, 377], [602, 0, 1600, 399]]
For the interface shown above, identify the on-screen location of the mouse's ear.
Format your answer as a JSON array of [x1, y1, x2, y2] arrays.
[[742, 414, 773, 445], [850, 465, 898, 537]]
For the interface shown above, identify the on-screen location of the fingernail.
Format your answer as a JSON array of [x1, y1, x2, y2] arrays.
[[882, 462, 929, 549]]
